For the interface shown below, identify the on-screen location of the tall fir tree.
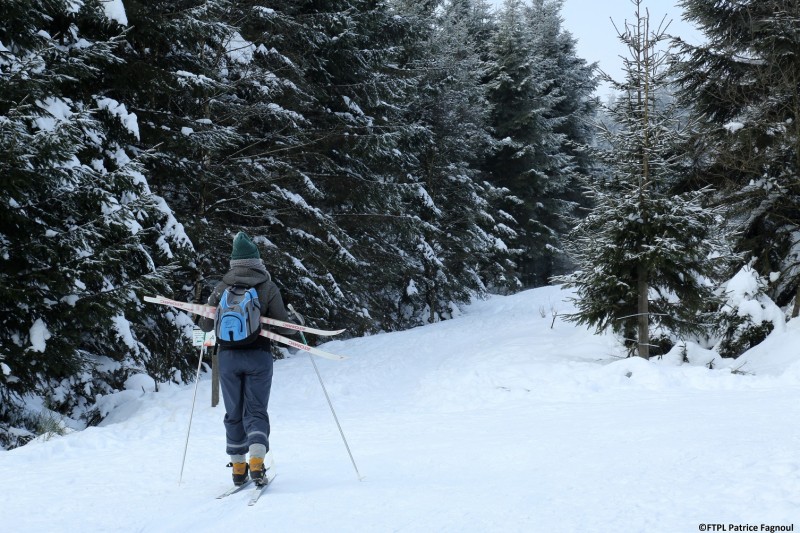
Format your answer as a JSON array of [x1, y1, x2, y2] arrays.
[[556, 1, 733, 358], [107, 1, 366, 332], [106, 0, 252, 288], [259, 0, 430, 332], [390, 0, 520, 323], [673, 0, 800, 317], [0, 0, 194, 446], [483, 0, 594, 287], [524, 0, 599, 277]]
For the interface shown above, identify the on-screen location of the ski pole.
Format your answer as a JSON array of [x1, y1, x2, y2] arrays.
[[179, 343, 205, 485], [290, 306, 363, 481]]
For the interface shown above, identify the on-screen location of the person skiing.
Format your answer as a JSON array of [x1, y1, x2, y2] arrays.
[[199, 231, 303, 486]]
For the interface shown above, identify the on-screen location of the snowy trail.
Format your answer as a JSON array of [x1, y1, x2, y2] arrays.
[[1, 286, 799, 532]]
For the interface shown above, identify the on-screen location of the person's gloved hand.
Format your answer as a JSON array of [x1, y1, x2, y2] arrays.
[[287, 305, 305, 326]]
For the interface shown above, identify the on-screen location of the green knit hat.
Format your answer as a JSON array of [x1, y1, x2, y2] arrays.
[[230, 232, 260, 261]]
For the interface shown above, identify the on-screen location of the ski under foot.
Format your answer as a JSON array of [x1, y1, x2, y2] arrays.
[[248, 473, 276, 506], [216, 480, 253, 499]]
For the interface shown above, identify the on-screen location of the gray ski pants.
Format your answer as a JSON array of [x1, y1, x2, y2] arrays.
[[218, 346, 273, 456]]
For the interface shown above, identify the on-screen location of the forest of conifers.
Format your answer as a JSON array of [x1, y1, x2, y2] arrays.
[[1, 0, 798, 447]]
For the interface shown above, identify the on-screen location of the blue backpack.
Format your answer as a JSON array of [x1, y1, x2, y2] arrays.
[[215, 285, 262, 347]]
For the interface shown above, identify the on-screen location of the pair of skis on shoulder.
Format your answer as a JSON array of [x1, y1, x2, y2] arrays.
[[143, 295, 347, 361]]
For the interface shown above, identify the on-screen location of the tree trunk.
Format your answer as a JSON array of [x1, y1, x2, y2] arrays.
[[637, 262, 650, 359], [793, 284, 800, 319]]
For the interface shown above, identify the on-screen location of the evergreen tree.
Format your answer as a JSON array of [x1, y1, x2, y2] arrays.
[[673, 0, 800, 317], [390, 0, 520, 322], [108, 1, 362, 332], [258, 0, 428, 332], [525, 0, 599, 277], [0, 0, 193, 445], [556, 1, 733, 358], [106, 0, 251, 287], [483, 0, 596, 287]]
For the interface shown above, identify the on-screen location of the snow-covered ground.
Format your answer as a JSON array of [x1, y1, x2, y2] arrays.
[[1, 286, 799, 532]]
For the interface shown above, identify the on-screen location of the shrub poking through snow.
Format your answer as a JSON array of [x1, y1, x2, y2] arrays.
[[716, 266, 785, 358]]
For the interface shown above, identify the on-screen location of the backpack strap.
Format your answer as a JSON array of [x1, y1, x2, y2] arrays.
[[253, 281, 270, 316]]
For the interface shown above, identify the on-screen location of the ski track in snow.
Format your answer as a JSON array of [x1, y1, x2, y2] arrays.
[[1, 286, 799, 532]]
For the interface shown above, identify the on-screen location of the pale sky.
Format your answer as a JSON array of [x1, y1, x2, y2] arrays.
[[491, 0, 706, 96]]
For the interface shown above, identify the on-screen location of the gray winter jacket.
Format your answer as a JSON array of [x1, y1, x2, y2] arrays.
[[199, 265, 297, 349]]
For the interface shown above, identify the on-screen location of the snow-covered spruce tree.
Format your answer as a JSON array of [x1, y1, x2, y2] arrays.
[[437, 0, 522, 298], [104, 1, 249, 290], [230, 2, 380, 334], [483, 0, 589, 287], [244, 0, 413, 333], [105, 1, 361, 335], [250, 0, 440, 333], [388, 0, 520, 323], [0, 0, 193, 445], [524, 0, 599, 277], [672, 0, 800, 317], [468, 0, 498, 62], [555, 1, 733, 359]]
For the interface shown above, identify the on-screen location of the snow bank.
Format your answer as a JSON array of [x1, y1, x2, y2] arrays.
[[735, 316, 800, 376]]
